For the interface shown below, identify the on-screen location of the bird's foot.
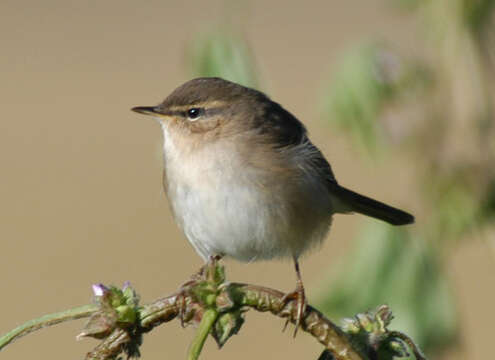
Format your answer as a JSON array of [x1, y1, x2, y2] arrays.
[[176, 254, 225, 327], [176, 278, 199, 327], [280, 284, 307, 337]]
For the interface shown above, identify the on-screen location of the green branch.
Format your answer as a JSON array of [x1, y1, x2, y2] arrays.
[[0, 304, 98, 349], [188, 309, 218, 360]]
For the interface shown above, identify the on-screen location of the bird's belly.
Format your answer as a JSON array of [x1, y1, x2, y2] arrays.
[[168, 175, 332, 262]]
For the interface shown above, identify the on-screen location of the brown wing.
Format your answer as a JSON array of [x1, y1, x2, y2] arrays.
[[256, 99, 414, 225], [255, 100, 308, 148], [254, 98, 339, 184]]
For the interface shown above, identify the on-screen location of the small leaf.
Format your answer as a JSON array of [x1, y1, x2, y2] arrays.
[[78, 311, 117, 340], [211, 310, 245, 348]]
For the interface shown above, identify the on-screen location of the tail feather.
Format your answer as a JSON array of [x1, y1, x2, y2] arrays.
[[330, 184, 414, 225]]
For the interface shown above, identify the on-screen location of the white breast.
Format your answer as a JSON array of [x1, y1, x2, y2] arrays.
[[161, 125, 333, 262]]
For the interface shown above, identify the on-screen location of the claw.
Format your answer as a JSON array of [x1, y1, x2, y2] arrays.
[[176, 279, 198, 327], [280, 285, 307, 337], [280, 258, 307, 337], [175, 254, 225, 327], [282, 318, 290, 333], [177, 294, 186, 327]]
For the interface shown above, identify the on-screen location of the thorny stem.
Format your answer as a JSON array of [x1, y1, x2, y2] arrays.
[[231, 283, 365, 360], [0, 304, 98, 350], [0, 277, 425, 360]]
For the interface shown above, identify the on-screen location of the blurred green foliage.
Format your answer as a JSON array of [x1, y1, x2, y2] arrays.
[[186, 27, 260, 89], [317, 223, 457, 355], [318, 1, 495, 358], [392, 0, 495, 31], [322, 45, 390, 153], [321, 44, 428, 155], [423, 167, 481, 245], [459, 0, 495, 32]]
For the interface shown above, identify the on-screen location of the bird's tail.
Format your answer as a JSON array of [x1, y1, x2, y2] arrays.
[[331, 184, 414, 225]]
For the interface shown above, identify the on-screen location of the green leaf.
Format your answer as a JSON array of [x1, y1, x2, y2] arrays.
[[211, 310, 245, 348]]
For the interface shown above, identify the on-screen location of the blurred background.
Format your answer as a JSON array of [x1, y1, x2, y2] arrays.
[[1, 0, 494, 359]]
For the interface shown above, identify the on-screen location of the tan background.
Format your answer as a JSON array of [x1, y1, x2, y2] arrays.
[[1, 1, 493, 359]]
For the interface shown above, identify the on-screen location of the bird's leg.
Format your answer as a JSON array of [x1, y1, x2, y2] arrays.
[[176, 254, 224, 327], [204, 254, 223, 281], [185, 254, 224, 283], [281, 258, 307, 337]]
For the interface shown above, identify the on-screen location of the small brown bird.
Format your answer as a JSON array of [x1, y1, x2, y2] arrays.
[[132, 77, 414, 331]]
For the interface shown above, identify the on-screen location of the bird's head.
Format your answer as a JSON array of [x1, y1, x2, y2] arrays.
[[132, 77, 270, 138]]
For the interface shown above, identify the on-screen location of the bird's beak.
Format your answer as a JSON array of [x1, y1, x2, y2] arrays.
[[131, 106, 159, 116]]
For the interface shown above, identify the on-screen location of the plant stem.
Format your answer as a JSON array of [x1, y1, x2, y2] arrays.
[[0, 304, 98, 351], [187, 308, 218, 360]]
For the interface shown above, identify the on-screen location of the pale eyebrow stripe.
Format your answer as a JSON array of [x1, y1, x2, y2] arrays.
[[204, 107, 224, 116], [167, 100, 229, 113]]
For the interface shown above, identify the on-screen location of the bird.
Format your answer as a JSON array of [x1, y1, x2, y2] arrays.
[[132, 77, 414, 332]]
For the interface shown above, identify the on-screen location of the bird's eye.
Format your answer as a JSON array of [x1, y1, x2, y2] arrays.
[[186, 108, 204, 120]]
